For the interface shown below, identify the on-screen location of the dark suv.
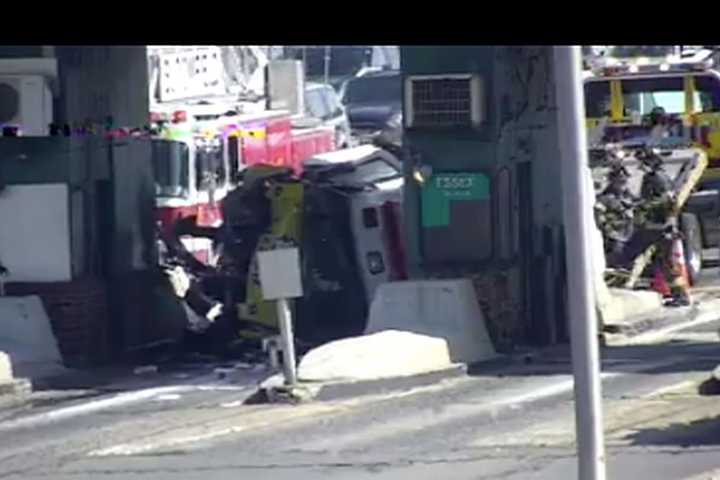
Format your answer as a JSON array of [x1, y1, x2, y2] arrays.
[[341, 70, 402, 145], [305, 82, 353, 149]]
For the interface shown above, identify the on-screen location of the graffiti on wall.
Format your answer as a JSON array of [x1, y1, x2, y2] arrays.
[[495, 46, 557, 164], [494, 46, 564, 226]]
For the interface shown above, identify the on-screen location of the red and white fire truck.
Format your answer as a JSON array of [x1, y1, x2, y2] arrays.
[[147, 47, 339, 260], [150, 106, 336, 262]]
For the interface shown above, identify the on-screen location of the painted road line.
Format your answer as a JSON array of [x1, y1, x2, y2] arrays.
[[87, 403, 345, 457], [641, 380, 698, 398], [661, 332, 720, 343], [298, 355, 704, 452], [89, 355, 696, 457], [682, 468, 720, 480], [297, 374, 620, 453], [0, 384, 252, 432]]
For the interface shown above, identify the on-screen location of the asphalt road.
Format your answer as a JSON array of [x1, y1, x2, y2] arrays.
[[0, 312, 719, 480], [2, 255, 720, 480]]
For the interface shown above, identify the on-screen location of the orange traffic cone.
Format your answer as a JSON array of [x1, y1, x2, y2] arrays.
[[651, 267, 671, 297], [671, 237, 691, 288]]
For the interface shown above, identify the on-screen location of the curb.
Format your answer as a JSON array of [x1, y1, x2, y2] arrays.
[[603, 298, 720, 346], [0, 378, 32, 410], [249, 364, 468, 404], [680, 468, 720, 480]]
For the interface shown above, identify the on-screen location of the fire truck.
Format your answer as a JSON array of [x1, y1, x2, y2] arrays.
[[151, 106, 335, 262], [584, 47, 720, 283], [148, 47, 338, 261]]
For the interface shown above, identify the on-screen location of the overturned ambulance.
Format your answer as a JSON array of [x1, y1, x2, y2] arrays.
[[158, 145, 406, 355]]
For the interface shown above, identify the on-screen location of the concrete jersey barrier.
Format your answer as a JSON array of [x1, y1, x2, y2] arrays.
[[0, 352, 12, 385], [365, 279, 497, 364], [297, 330, 454, 382], [0, 296, 64, 379]]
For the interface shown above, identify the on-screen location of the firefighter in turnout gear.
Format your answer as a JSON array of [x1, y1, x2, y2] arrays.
[[596, 162, 638, 265], [638, 148, 692, 306]]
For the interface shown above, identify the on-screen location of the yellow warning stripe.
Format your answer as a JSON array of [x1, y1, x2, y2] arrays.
[[610, 79, 624, 122], [684, 75, 697, 117], [239, 128, 267, 139]]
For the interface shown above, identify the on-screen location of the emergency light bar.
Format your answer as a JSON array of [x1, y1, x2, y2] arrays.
[[172, 111, 188, 123], [594, 49, 716, 77]]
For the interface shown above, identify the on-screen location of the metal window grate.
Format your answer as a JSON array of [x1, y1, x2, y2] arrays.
[[408, 75, 482, 128]]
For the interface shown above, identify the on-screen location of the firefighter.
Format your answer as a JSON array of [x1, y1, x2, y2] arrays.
[[596, 162, 637, 265], [638, 148, 692, 306]]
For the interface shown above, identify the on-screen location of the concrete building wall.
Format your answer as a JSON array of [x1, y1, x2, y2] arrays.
[[400, 46, 497, 274], [0, 46, 149, 130], [0, 46, 48, 58], [494, 46, 564, 227], [54, 46, 149, 128], [400, 46, 567, 348], [492, 46, 567, 345], [401, 46, 564, 266]]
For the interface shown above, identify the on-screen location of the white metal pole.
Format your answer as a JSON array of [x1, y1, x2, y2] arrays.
[[553, 45, 606, 480], [276, 298, 298, 386], [324, 46, 331, 85]]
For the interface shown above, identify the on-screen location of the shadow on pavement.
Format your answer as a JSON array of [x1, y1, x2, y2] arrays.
[[624, 414, 720, 447], [466, 341, 719, 379]]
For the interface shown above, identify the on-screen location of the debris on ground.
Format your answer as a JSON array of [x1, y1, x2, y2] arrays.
[[698, 365, 720, 395], [133, 365, 158, 375]]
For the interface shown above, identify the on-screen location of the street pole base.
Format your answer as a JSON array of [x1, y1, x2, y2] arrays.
[[264, 384, 315, 405]]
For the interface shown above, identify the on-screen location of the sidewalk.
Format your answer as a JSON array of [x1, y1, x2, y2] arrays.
[[603, 294, 720, 346], [684, 469, 720, 480]]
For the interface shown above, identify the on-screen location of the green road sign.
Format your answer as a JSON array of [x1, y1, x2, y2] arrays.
[[421, 172, 490, 227]]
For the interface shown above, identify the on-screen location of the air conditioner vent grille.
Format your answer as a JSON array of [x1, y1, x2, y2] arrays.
[[405, 74, 483, 128]]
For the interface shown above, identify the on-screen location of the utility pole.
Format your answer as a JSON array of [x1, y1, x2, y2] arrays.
[[324, 46, 331, 85], [302, 47, 307, 77], [276, 298, 298, 385], [257, 248, 303, 387], [553, 45, 607, 480]]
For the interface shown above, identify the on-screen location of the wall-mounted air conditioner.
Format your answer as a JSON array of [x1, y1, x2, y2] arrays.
[[0, 75, 53, 136], [404, 74, 484, 129]]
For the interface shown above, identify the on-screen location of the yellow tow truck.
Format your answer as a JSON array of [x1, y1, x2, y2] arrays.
[[584, 48, 720, 284]]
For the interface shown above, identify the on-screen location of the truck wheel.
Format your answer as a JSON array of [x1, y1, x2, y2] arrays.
[[681, 213, 703, 286]]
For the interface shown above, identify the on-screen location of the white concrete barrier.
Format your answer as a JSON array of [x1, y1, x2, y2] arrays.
[[601, 288, 663, 326], [0, 351, 13, 385], [298, 330, 453, 382], [365, 279, 497, 364], [0, 296, 64, 379]]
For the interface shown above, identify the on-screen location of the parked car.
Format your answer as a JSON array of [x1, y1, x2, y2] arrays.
[[304, 82, 353, 149], [337, 66, 384, 100], [341, 70, 402, 145], [283, 46, 399, 94]]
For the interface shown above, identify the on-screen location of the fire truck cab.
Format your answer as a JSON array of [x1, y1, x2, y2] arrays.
[[150, 103, 337, 262], [151, 111, 229, 262]]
